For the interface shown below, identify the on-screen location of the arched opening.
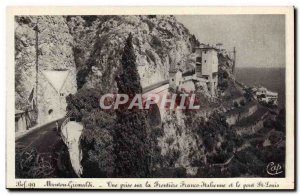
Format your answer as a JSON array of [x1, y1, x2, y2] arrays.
[[147, 103, 161, 128], [48, 109, 53, 115]]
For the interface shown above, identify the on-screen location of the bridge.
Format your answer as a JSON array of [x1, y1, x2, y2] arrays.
[[60, 76, 198, 177]]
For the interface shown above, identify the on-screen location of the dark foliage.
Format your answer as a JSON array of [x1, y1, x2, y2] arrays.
[[66, 88, 116, 177], [240, 99, 246, 106], [190, 34, 200, 52], [234, 101, 239, 108], [15, 145, 55, 178], [81, 16, 98, 27], [275, 108, 286, 132], [218, 69, 230, 92], [114, 33, 150, 177], [243, 87, 253, 102], [153, 167, 187, 178], [17, 16, 32, 25]]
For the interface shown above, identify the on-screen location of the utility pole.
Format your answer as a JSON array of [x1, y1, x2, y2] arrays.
[[232, 47, 236, 76], [33, 17, 39, 118]]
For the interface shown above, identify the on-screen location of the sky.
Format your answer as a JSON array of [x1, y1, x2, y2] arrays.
[[175, 15, 285, 68]]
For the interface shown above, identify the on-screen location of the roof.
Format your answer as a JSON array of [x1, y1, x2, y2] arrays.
[[42, 70, 70, 92], [194, 47, 219, 52], [266, 91, 278, 96]]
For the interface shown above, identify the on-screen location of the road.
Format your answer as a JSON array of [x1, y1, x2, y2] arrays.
[[16, 119, 64, 154], [143, 80, 169, 93], [15, 119, 78, 178]]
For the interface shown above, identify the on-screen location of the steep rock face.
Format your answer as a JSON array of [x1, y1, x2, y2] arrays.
[[15, 16, 77, 124], [16, 15, 231, 176], [158, 111, 205, 176], [67, 15, 197, 92], [15, 16, 37, 110], [65, 15, 206, 176]]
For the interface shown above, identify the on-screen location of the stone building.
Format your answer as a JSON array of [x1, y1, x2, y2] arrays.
[[194, 44, 219, 96], [37, 69, 77, 124], [169, 69, 183, 91], [15, 110, 27, 132], [15, 16, 77, 126], [255, 87, 278, 105]]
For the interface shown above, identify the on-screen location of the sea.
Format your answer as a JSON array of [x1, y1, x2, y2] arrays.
[[235, 67, 285, 109]]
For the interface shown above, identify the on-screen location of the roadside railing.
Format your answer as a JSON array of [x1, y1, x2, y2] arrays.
[[61, 117, 70, 146]]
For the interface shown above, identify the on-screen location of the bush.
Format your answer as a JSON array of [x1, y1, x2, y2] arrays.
[[66, 88, 116, 177], [15, 145, 55, 178], [153, 167, 187, 178], [82, 16, 98, 27], [234, 101, 239, 108], [80, 110, 115, 177], [240, 100, 245, 106], [218, 80, 229, 92], [166, 137, 175, 145]]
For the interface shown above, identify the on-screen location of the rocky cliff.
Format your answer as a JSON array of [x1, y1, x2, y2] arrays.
[[66, 15, 198, 91], [15, 15, 199, 110], [15, 16, 77, 112], [14, 15, 224, 175], [15, 15, 242, 177]]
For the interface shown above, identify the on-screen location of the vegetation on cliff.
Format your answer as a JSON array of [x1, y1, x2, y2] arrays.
[[65, 88, 115, 177], [66, 15, 200, 91], [114, 34, 150, 177]]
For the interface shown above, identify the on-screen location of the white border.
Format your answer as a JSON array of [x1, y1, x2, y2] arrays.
[[6, 6, 294, 190]]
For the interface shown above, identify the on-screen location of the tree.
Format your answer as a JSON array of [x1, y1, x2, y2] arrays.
[[66, 88, 116, 177], [234, 101, 239, 108], [240, 100, 245, 106], [114, 33, 150, 177], [244, 87, 253, 102], [217, 69, 229, 92]]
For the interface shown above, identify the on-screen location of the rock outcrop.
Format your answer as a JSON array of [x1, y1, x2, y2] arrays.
[[66, 15, 198, 92], [15, 16, 77, 124]]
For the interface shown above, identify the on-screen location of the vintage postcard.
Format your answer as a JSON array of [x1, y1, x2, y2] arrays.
[[6, 7, 295, 190]]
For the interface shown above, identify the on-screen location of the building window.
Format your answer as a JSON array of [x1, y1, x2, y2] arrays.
[[204, 60, 207, 63], [172, 79, 174, 81], [48, 109, 53, 115], [196, 57, 202, 63], [60, 93, 64, 96]]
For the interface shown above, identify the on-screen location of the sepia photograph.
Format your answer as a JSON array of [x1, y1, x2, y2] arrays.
[[6, 6, 295, 190]]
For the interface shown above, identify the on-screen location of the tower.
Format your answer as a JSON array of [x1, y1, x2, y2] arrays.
[[194, 44, 219, 96]]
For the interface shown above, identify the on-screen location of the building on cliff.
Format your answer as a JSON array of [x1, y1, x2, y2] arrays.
[[15, 110, 27, 132], [15, 16, 78, 128], [194, 44, 219, 96], [37, 69, 77, 124], [168, 44, 219, 96], [255, 87, 278, 106], [169, 68, 183, 91]]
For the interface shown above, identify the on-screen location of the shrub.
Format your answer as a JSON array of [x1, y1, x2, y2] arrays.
[[15, 145, 55, 178], [66, 88, 116, 177], [166, 137, 175, 145], [240, 100, 245, 106], [234, 101, 239, 108], [81, 16, 98, 27]]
